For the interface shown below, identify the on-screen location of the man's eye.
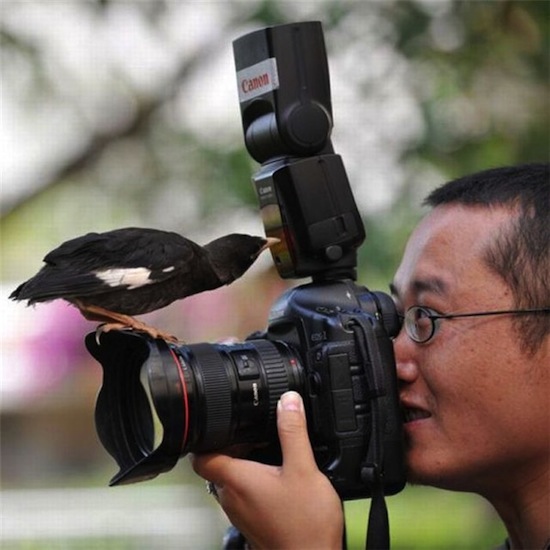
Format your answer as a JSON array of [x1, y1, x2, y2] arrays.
[[410, 307, 435, 330], [413, 307, 431, 319]]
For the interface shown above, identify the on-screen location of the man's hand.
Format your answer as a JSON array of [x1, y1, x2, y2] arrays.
[[191, 391, 344, 550]]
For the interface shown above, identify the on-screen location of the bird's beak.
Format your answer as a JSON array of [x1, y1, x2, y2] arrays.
[[261, 237, 281, 253]]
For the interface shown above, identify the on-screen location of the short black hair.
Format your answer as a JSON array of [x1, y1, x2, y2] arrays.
[[424, 163, 550, 354]]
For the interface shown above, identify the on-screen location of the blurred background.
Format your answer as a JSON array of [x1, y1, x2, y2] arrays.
[[1, 0, 548, 548]]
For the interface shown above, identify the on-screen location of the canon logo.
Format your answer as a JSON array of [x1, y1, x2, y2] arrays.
[[258, 184, 272, 195], [237, 58, 279, 103], [241, 72, 270, 94]]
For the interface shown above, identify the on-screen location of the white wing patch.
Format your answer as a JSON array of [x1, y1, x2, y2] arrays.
[[94, 267, 153, 290]]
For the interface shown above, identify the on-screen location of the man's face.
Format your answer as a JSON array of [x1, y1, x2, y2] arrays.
[[391, 204, 549, 496]]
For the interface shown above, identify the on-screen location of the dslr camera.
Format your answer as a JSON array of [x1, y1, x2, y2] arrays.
[[86, 21, 406, 502]]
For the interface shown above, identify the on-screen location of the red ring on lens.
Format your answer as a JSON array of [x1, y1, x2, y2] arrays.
[[169, 347, 190, 453]]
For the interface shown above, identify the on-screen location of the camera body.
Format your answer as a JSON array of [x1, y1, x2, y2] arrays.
[[87, 21, 406, 502], [257, 279, 404, 498]]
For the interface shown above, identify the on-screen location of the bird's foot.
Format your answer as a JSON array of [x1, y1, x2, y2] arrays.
[[95, 321, 179, 345], [77, 303, 180, 344]]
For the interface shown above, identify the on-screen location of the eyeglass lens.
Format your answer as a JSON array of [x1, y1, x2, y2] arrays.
[[406, 306, 434, 343]]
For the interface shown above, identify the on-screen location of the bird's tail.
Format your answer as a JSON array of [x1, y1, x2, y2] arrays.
[[9, 275, 56, 305], [10, 265, 109, 304], [9, 282, 26, 301]]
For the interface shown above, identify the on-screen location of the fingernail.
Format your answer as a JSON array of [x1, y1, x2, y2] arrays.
[[278, 391, 303, 412]]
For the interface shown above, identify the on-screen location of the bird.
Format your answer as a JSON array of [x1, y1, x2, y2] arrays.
[[10, 227, 279, 342]]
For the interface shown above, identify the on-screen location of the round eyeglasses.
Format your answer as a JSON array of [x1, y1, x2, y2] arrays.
[[401, 306, 550, 344]]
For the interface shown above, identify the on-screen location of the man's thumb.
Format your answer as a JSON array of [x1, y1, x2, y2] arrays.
[[277, 391, 317, 472]]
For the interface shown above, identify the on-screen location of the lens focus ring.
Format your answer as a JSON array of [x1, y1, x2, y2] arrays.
[[191, 344, 233, 450], [252, 340, 291, 429]]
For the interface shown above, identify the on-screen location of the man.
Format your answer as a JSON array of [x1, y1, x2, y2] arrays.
[[192, 163, 550, 549]]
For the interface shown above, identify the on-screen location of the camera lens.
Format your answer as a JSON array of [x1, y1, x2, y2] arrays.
[[87, 331, 304, 485], [173, 340, 303, 454]]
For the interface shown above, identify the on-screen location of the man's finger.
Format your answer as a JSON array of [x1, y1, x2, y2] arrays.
[[190, 452, 233, 483], [277, 391, 317, 474]]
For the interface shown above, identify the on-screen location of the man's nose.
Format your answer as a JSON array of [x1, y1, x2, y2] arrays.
[[393, 331, 419, 383]]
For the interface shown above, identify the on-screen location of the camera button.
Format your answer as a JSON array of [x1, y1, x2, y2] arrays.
[[235, 354, 260, 380]]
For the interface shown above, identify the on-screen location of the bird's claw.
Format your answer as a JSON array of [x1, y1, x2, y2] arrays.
[[95, 322, 127, 345]]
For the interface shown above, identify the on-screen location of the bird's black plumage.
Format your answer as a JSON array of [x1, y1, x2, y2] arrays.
[[10, 228, 276, 340]]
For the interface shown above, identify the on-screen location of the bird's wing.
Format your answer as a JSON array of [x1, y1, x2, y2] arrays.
[[14, 228, 207, 302]]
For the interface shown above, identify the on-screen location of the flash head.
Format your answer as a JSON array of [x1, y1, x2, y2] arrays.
[[233, 22, 366, 281], [234, 21, 333, 163]]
